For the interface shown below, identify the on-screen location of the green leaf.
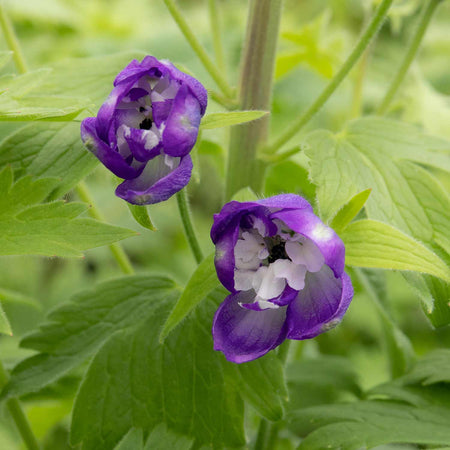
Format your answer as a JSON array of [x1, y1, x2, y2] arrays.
[[231, 186, 259, 202], [144, 424, 193, 450], [159, 252, 218, 342], [401, 349, 450, 386], [0, 288, 43, 336], [354, 268, 415, 378], [342, 220, 450, 282], [0, 302, 12, 336], [290, 401, 450, 450], [114, 428, 143, 450], [0, 167, 136, 257], [39, 52, 146, 105], [286, 356, 362, 399], [3, 278, 245, 449], [264, 160, 316, 203], [0, 69, 85, 121], [330, 188, 371, 233], [70, 287, 244, 450], [200, 110, 269, 130], [306, 117, 450, 324], [1, 276, 179, 400], [224, 353, 288, 422], [127, 204, 157, 231], [0, 121, 97, 199]]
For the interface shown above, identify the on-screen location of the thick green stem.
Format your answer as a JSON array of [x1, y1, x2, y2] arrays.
[[225, 0, 283, 200], [265, 0, 394, 154], [0, 4, 27, 74], [176, 189, 203, 264], [208, 0, 225, 72], [76, 182, 134, 275], [0, 362, 40, 450], [377, 0, 441, 114], [162, 0, 233, 98]]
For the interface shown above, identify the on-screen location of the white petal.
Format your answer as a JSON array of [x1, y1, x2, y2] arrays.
[[285, 237, 324, 272], [272, 259, 306, 291], [252, 265, 286, 300], [234, 269, 255, 291]]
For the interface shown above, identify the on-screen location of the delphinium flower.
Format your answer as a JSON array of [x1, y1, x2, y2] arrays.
[[210, 194, 353, 363], [81, 56, 207, 205]]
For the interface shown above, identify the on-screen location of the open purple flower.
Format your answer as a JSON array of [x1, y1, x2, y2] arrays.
[[81, 56, 207, 204], [211, 194, 353, 363]]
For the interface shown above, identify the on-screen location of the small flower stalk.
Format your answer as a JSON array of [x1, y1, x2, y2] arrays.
[[211, 194, 353, 363], [81, 56, 207, 205]]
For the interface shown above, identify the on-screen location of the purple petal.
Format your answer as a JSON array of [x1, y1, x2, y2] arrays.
[[152, 99, 174, 128], [161, 60, 208, 114], [125, 128, 162, 162], [115, 154, 192, 205], [212, 291, 288, 363], [271, 209, 345, 277], [214, 219, 241, 292], [162, 85, 202, 157], [80, 117, 144, 179], [286, 266, 353, 340], [113, 56, 168, 86], [95, 81, 135, 143]]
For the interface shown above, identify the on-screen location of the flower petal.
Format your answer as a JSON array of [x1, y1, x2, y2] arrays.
[[286, 266, 353, 340], [162, 85, 202, 157], [272, 209, 345, 277], [115, 154, 192, 205], [212, 291, 288, 363], [80, 117, 144, 179]]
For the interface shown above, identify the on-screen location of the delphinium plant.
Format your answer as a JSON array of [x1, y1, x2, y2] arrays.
[[0, 0, 449, 449]]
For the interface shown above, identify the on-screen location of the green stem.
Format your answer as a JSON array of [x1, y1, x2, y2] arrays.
[[265, 0, 394, 154], [208, 0, 226, 72], [0, 362, 40, 450], [377, 0, 441, 115], [225, 0, 283, 200], [76, 182, 134, 275], [176, 189, 204, 264], [162, 0, 233, 98], [0, 3, 27, 74], [253, 417, 268, 450]]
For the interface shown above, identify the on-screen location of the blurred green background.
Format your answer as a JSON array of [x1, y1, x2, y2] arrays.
[[0, 0, 449, 448]]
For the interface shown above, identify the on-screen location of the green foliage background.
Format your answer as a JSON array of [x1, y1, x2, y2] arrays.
[[0, 0, 449, 448]]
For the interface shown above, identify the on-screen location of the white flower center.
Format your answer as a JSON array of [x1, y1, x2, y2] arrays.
[[233, 216, 324, 310]]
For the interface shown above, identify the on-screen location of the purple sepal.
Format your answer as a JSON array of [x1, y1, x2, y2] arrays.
[[115, 154, 193, 205], [80, 55, 207, 205], [80, 117, 145, 179], [212, 291, 288, 363], [210, 194, 354, 363], [162, 84, 202, 157], [271, 209, 345, 277], [286, 268, 353, 340]]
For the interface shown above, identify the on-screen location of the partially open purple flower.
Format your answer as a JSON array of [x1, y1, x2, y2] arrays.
[[211, 194, 353, 363], [81, 56, 207, 204]]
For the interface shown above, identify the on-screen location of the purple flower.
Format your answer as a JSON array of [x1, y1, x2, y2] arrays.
[[210, 194, 353, 363], [80, 56, 207, 205]]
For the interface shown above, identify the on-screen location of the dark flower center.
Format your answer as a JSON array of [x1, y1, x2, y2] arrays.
[[139, 118, 153, 130], [267, 241, 289, 263]]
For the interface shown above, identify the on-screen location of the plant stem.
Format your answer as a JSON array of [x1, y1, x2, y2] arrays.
[[0, 3, 27, 74], [176, 189, 204, 264], [208, 0, 226, 72], [225, 0, 283, 200], [0, 361, 40, 450], [254, 417, 268, 450], [76, 182, 134, 275], [265, 0, 394, 154], [377, 0, 441, 115], [162, 0, 233, 98]]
